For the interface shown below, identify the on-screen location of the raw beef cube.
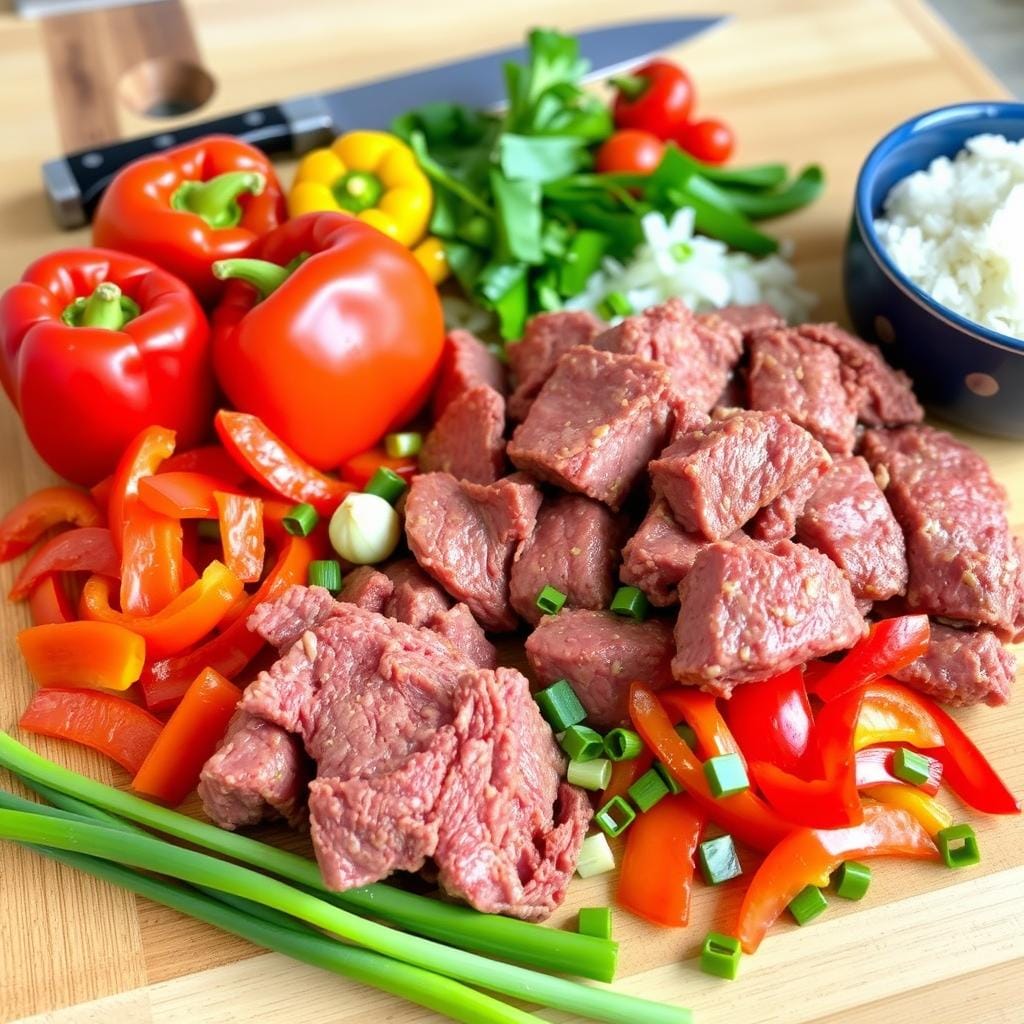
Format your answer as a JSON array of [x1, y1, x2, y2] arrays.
[[796, 455, 907, 602], [432, 329, 506, 418], [672, 540, 866, 697], [712, 303, 785, 337], [508, 347, 674, 510], [428, 603, 498, 670], [335, 568, 393, 614], [420, 385, 506, 484], [649, 410, 831, 540], [525, 609, 675, 729], [750, 468, 831, 542], [405, 472, 542, 631], [510, 493, 624, 625]]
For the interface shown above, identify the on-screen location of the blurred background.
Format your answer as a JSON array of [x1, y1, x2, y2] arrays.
[[931, 0, 1022, 95]]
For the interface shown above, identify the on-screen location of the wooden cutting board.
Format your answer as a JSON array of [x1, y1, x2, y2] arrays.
[[1, 0, 1022, 1021]]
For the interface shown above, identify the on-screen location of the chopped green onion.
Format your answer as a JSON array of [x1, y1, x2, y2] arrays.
[[698, 835, 742, 886], [892, 748, 936, 788], [567, 758, 612, 792], [669, 241, 693, 262], [594, 796, 636, 839], [385, 432, 423, 458], [609, 586, 649, 621], [833, 861, 872, 900], [365, 467, 408, 505], [308, 560, 343, 594], [535, 680, 586, 732], [627, 769, 670, 813], [788, 885, 828, 926], [536, 585, 567, 615], [604, 728, 643, 762], [282, 502, 319, 537], [578, 907, 612, 940], [560, 725, 604, 762], [675, 723, 698, 750], [197, 519, 221, 541], [598, 291, 632, 319], [576, 833, 616, 879], [703, 754, 749, 798], [700, 932, 741, 980], [937, 824, 981, 869], [653, 761, 683, 795]]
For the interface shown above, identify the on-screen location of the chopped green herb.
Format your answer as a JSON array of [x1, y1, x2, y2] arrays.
[[576, 832, 616, 879], [364, 467, 407, 505], [598, 291, 633, 319], [536, 585, 567, 615], [653, 761, 683, 795], [833, 861, 872, 900], [594, 796, 636, 839], [560, 725, 604, 762], [577, 907, 613, 940], [627, 769, 670, 813], [384, 432, 422, 459], [534, 680, 586, 732], [788, 885, 828, 926], [609, 586, 649, 621], [282, 502, 318, 537], [937, 824, 981, 869], [308, 560, 342, 594], [892, 748, 937, 788], [700, 932, 741, 980], [698, 835, 742, 886], [567, 758, 612, 792], [604, 728, 643, 762], [703, 754, 749, 798]]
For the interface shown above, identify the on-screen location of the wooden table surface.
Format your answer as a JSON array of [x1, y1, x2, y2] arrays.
[[1, 1, 1022, 1021]]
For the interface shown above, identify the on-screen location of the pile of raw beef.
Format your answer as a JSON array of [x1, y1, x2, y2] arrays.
[[199, 298, 1021, 921]]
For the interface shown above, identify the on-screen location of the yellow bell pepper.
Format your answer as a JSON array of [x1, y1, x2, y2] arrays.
[[411, 236, 449, 285], [868, 784, 954, 838], [289, 130, 432, 248]]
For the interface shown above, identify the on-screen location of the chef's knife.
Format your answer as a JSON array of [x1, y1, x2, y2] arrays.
[[43, 16, 723, 228]]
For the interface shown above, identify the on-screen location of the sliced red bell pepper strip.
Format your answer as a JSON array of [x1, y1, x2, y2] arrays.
[[19, 687, 163, 774], [90, 474, 114, 510], [617, 793, 706, 928], [855, 744, 942, 796], [216, 410, 353, 516], [601, 750, 654, 806], [810, 616, 931, 703], [214, 491, 264, 583], [659, 688, 744, 761], [0, 486, 103, 562], [139, 534, 317, 712], [158, 444, 250, 485], [868, 785, 952, 838], [340, 447, 418, 490], [17, 621, 145, 691], [132, 667, 242, 806], [629, 682, 792, 852], [138, 472, 242, 519], [119, 500, 184, 616], [108, 425, 176, 554], [735, 803, 939, 953], [28, 576, 76, 626], [723, 668, 821, 777], [80, 561, 244, 658], [8, 527, 118, 601], [854, 681, 944, 751]]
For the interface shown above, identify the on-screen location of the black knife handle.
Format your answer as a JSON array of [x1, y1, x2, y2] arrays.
[[43, 96, 335, 230]]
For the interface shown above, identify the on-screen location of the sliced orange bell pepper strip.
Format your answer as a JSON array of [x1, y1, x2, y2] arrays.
[[119, 499, 184, 616], [138, 472, 242, 519], [108, 425, 176, 554], [617, 793, 706, 928], [601, 750, 654, 806], [659, 689, 745, 761], [9, 527, 119, 601], [214, 491, 264, 583], [629, 681, 791, 852], [28, 576, 76, 626], [17, 621, 145, 691], [80, 560, 244, 658], [735, 803, 939, 953], [0, 486, 103, 562], [868, 785, 953, 838]]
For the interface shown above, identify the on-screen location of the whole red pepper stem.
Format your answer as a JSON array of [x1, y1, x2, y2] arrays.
[[60, 282, 139, 330], [610, 74, 649, 101], [212, 257, 292, 299], [171, 170, 266, 229]]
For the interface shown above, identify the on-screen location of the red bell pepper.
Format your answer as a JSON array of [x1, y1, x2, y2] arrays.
[[28, 576, 76, 626], [855, 744, 942, 796], [617, 794, 705, 928], [215, 410, 353, 515], [139, 471, 241, 519], [17, 620, 145, 691], [0, 250, 211, 486], [210, 211, 444, 468], [629, 682, 791, 852], [340, 447, 418, 490], [139, 534, 317, 711], [132, 667, 242, 806], [723, 668, 821, 777], [108, 425, 177, 553], [660, 688, 745, 761], [0, 486, 102, 562], [811, 616, 931, 703], [214, 491, 264, 583], [601, 750, 654, 806], [119, 500, 184, 616], [8, 527, 118, 601], [158, 444, 250, 485], [735, 803, 939, 953], [92, 136, 285, 304], [19, 687, 163, 774]]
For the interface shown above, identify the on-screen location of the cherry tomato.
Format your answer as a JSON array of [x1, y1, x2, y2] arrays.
[[595, 130, 665, 175], [611, 60, 695, 140], [675, 118, 736, 165]]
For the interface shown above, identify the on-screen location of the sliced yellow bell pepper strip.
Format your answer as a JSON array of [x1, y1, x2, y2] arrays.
[[868, 784, 954, 838], [412, 236, 449, 284]]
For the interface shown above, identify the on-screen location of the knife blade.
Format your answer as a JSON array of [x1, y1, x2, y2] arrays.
[[42, 16, 723, 229]]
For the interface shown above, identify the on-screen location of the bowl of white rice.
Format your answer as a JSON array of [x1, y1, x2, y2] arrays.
[[845, 101, 1024, 437]]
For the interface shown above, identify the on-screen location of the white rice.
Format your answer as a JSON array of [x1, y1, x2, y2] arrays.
[[875, 133, 1024, 339]]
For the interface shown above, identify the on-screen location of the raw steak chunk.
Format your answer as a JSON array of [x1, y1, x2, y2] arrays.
[[796, 455, 907, 602], [429, 602, 498, 670], [336, 567, 393, 614], [747, 327, 858, 454], [432, 329, 506, 418], [250, 583, 343, 649], [713, 303, 785, 337], [525, 609, 675, 728], [861, 426, 1020, 637], [508, 347, 674, 510], [405, 472, 542, 631], [751, 469, 830, 542], [892, 622, 1014, 707], [649, 410, 831, 540], [420, 385, 506, 484], [507, 310, 604, 420], [592, 299, 743, 412], [510, 494, 624, 625], [672, 540, 866, 697]]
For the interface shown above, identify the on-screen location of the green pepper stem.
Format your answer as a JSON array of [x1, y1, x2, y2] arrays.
[[212, 257, 292, 299], [333, 170, 384, 214], [61, 282, 139, 330], [171, 171, 266, 229], [609, 74, 648, 101]]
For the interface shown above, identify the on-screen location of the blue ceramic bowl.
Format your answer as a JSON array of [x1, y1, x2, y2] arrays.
[[844, 101, 1024, 438]]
